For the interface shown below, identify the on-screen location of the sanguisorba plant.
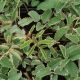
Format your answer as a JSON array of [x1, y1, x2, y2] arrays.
[[0, 0, 80, 80]]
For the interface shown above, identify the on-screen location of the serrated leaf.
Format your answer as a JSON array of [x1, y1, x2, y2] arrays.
[[48, 58, 62, 70], [10, 25, 21, 34], [29, 25, 35, 33], [59, 45, 68, 58], [65, 34, 79, 43], [66, 61, 78, 77], [49, 47, 58, 58], [0, 45, 9, 53], [54, 26, 69, 41], [39, 47, 47, 60], [27, 44, 36, 56], [37, 0, 54, 11], [58, 59, 70, 71], [52, 60, 69, 76], [36, 22, 45, 31], [38, 39, 56, 47], [35, 65, 51, 78], [31, 60, 41, 65], [48, 58, 69, 74], [48, 17, 61, 26], [67, 45, 80, 61], [36, 30, 44, 38], [37, 0, 69, 12], [18, 18, 33, 27], [28, 10, 40, 22], [54, 66, 69, 76], [0, 56, 13, 68], [11, 49, 22, 61], [41, 9, 52, 23], [8, 68, 22, 80], [12, 55, 20, 67], [48, 12, 65, 26], [36, 67, 50, 78], [20, 40, 32, 49], [66, 14, 76, 26]]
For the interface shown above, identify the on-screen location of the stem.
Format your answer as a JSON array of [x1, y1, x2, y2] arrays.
[[23, 71, 32, 80]]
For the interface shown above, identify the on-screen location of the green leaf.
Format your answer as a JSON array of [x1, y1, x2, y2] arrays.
[[0, 0, 6, 12], [27, 45, 36, 56], [36, 67, 50, 78], [71, 4, 80, 16], [59, 45, 68, 58], [0, 56, 13, 68], [20, 40, 32, 49], [31, 0, 39, 7], [49, 47, 58, 58], [28, 10, 40, 22], [52, 59, 69, 73], [35, 77, 41, 80], [65, 34, 79, 44], [0, 77, 5, 80], [37, 0, 69, 12], [41, 9, 52, 23], [8, 68, 22, 80], [54, 67, 69, 76], [8, 68, 17, 78], [48, 58, 69, 75], [4, 30, 12, 43], [48, 58, 62, 70], [67, 45, 80, 61], [48, 12, 65, 26], [74, 77, 80, 80], [29, 25, 35, 33], [54, 26, 69, 41], [66, 61, 78, 77], [37, 0, 54, 10], [35, 64, 51, 78], [38, 39, 56, 47], [48, 17, 61, 26], [58, 59, 70, 71], [39, 47, 47, 60], [10, 25, 21, 33], [12, 55, 21, 67], [36, 30, 44, 38], [31, 60, 42, 66], [76, 27, 80, 33], [18, 18, 33, 27], [36, 22, 45, 31], [0, 45, 9, 53], [0, 0, 80, 79], [11, 49, 22, 61], [53, 59, 69, 76], [66, 14, 76, 26], [55, 0, 69, 12]]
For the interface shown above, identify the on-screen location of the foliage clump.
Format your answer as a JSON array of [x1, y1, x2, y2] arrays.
[[0, 0, 80, 80]]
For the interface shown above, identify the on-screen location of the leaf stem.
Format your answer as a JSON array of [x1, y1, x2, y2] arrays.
[[23, 72, 32, 80]]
